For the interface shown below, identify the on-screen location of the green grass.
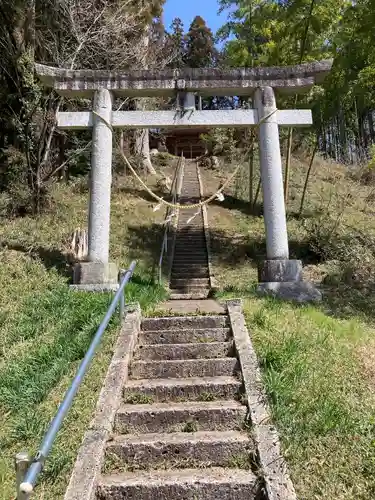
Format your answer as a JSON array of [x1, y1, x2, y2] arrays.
[[197, 392, 216, 402], [0, 171, 169, 498], [124, 393, 154, 404], [251, 297, 375, 499], [182, 421, 198, 433]]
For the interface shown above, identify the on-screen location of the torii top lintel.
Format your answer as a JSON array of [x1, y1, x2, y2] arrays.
[[35, 60, 332, 98]]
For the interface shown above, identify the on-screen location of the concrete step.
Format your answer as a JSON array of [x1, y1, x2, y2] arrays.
[[133, 342, 234, 361], [172, 266, 208, 272], [177, 222, 204, 227], [171, 267, 209, 274], [174, 234, 205, 238], [169, 282, 210, 289], [174, 233, 206, 238], [174, 240, 207, 246], [170, 282, 210, 287], [105, 430, 252, 470], [173, 247, 207, 252], [171, 272, 209, 278], [174, 243, 206, 248], [123, 376, 242, 403], [175, 238, 207, 247], [178, 216, 203, 220], [138, 327, 232, 345], [114, 400, 246, 434], [97, 468, 258, 500], [169, 291, 211, 299], [173, 243, 206, 248], [173, 251, 208, 257], [171, 279, 210, 284], [170, 291, 211, 300], [174, 239, 206, 244], [170, 278, 210, 287], [171, 262, 209, 267], [171, 272, 210, 279], [142, 316, 230, 332], [173, 258, 208, 264], [177, 217, 202, 220], [169, 286, 211, 293], [130, 358, 239, 380], [177, 230, 205, 234]]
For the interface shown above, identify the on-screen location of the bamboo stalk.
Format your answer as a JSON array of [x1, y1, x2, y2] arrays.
[[298, 139, 318, 217]]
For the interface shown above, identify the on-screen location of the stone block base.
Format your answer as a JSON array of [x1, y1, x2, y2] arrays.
[[258, 259, 303, 283], [257, 282, 322, 303], [71, 262, 119, 292]]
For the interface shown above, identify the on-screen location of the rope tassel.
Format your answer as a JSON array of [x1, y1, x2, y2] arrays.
[[186, 210, 201, 224], [163, 212, 177, 225]]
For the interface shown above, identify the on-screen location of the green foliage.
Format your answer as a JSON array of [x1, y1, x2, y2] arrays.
[[200, 129, 238, 160], [218, 0, 375, 162], [184, 16, 217, 68], [168, 17, 185, 68], [246, 298, 375, 498], [368, 145, 375, 171], [219, 0, 346, 66]]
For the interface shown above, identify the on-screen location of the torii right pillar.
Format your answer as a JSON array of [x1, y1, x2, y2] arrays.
[[255, 86, 321, 302]]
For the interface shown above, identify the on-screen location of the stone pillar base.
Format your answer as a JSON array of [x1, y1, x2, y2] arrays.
[[70, 262, 119, 292], [258, 259, 321, 303], [257, 282, 322, 303], [258, 259, 303, 283]]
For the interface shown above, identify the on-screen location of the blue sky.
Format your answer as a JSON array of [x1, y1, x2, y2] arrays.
[[163, 0, 230, 34]]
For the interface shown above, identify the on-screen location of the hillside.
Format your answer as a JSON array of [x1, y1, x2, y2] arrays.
[[1, 153, 375, 499], [201, 153, 375, 499], [0, 165, 173, 498]]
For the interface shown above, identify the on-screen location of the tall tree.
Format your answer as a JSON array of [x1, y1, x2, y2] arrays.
[[185, 16, 217, 68], [0, 0, 168, 213], [130, 0, 166, 174], [168, 17, 185, 68]]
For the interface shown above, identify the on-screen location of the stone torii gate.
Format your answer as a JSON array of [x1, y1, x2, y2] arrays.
[[36, 61, 332, 298]]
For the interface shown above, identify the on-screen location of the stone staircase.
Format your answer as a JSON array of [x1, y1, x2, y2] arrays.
[[169, 161, 211, 299], [96, 314, 261, 499]]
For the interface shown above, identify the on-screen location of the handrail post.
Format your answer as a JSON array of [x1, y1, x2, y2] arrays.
[[16, 261, 136, 497], [119, 270, 125, 319], [15, 452, 31, 500], [157, 154, 184, 285]]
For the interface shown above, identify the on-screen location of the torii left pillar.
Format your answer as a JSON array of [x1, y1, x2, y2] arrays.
[[72, 89, 118, 291]]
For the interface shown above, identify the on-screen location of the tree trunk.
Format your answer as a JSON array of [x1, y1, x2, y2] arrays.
[[299, 139, 318, 218], [134, 125, 155, 175], [249, 131, 254, 205], [133, 27, 155, 175], [58, 133, 68, 181], [368, 110, 375, 143], [253, 178, 261, 211]]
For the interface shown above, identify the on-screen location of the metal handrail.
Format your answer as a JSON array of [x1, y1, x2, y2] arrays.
[[158, 154, 184, 283], [15, 261, 137, 498]]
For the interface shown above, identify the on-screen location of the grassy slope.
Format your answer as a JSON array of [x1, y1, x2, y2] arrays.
[[2, 153, 375, 499], [0, 169, 171, 499], [201, 155, 375, 499]]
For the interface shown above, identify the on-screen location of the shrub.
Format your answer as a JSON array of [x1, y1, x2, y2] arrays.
[[304, 214, 375, 286]]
